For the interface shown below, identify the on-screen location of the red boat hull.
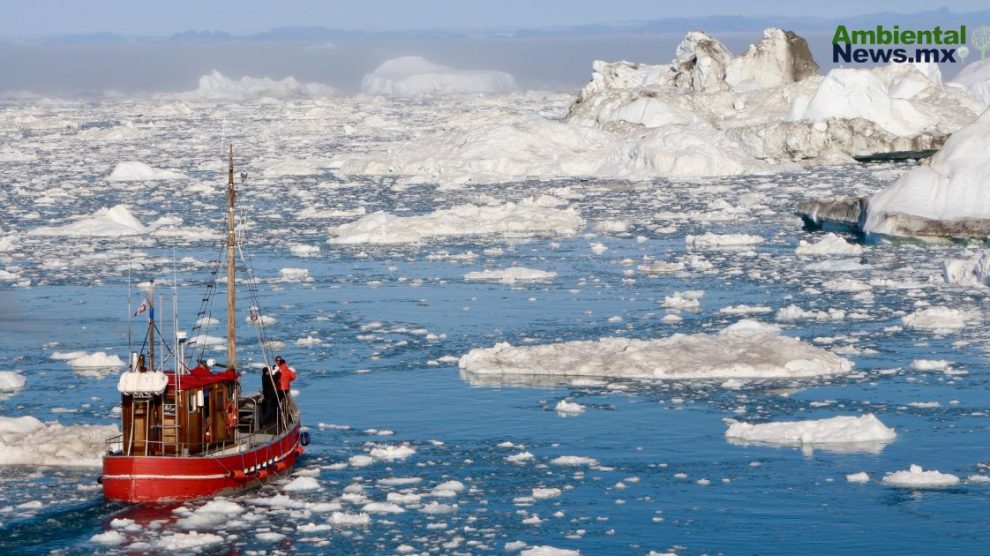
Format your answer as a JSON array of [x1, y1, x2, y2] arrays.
[[102, 424, 303, 503]]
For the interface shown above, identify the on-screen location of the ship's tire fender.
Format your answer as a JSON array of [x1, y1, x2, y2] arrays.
[[300, 431, 311, 446]]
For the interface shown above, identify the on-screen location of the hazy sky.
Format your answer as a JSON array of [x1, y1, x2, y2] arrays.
[[2, 0, 988, 37]]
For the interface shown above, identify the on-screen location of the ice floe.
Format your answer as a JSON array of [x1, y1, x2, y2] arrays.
[[725, 414, 895, 452], [882, 464, 960, 488], [362, 56, 517, 95], [328, 197, 584, 244], [460, 319, 851, 381]]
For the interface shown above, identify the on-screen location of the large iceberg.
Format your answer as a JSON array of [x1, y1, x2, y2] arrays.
[[567, 29, 981, 163], [864, 108, 990, 237], [362, 56, 517, 95], [459, 320, 852, 381]]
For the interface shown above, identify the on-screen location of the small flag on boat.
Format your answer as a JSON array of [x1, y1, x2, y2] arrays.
[[133, 300, 148, 317]]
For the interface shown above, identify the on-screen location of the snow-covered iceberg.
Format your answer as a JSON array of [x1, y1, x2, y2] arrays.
[[362, 56, 517, 95], [864, 108, 990, 237], [459, 319, 852, 381], [328, 196, 585, 244], [185, 70, 336, 100], [725, 414, 895, 452]]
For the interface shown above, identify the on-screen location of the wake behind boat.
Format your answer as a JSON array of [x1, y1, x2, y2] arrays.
[[101, 146, 309, 503]]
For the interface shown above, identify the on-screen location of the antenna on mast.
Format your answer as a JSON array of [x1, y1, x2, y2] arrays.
[[226, 145, 237, 370]]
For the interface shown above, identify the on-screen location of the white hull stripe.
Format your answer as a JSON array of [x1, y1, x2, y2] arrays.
[[103, 474, 229, 480]]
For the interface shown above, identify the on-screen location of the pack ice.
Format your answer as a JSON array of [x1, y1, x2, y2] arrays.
[[459, 320, 851, 380]]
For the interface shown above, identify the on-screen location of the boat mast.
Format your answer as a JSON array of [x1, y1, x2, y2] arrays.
[[148, 279, 155, 372], [226, 145, 237, 370]]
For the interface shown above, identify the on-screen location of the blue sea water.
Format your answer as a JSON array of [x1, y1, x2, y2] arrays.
[[1, 98, 989, 555]]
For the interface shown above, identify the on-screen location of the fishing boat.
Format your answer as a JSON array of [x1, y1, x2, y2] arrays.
[[101, 146, 308, 502]]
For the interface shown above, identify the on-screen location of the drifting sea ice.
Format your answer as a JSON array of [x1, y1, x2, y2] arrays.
[[459, 320, 851, 380], [724, 414, 896, 451]]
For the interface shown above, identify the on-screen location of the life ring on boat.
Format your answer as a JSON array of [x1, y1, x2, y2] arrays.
[[225, 400, 237, 433]]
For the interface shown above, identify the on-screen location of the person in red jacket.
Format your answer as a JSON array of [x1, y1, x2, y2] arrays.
[[274, 356, 296, 414]]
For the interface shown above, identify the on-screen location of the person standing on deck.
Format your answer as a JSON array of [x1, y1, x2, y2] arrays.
[[274, 356, 296, 415], [260, 366, 277, 428]]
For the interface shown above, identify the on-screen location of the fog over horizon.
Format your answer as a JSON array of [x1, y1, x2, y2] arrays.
[[1, 4, 986, 96], [2, 31, 977, 96]]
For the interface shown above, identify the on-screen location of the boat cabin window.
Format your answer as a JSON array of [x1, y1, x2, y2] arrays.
[[187, 391, 196, 412]]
